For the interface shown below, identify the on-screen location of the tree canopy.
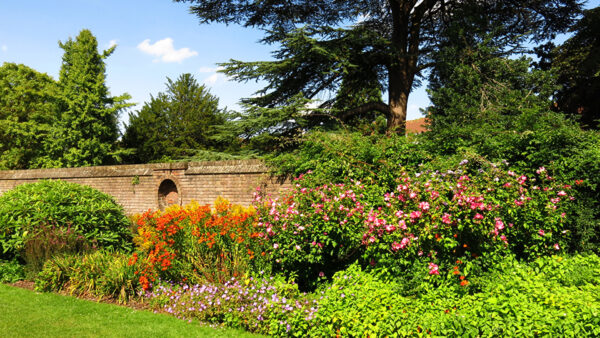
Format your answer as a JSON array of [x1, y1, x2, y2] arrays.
[[122, 73, 230, 163], [0, 63, 60, 169], [38, 29, 131, 168], [177, 0, 582, 135], [552, 6, 600, 129]]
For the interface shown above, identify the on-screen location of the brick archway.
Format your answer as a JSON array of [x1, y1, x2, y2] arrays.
[[157, 178, 180, 210]]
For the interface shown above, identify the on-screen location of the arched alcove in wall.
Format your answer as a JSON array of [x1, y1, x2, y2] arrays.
[[158, 179, 179, 210]]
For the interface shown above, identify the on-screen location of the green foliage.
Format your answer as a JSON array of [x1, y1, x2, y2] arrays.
[[0, 63, 60, 170], [122, 73, 233, 163], [307, 257, 600, 337], [0, 259, 25, 283], [552, 6, 600, 128], [179, 0, 580, 133], [268, 131, 431, 189], [426, 38, 558, 153], [0, 180, 132, 262], [22, 223, 94, 275], [35, 250, 139, 303], [37, 29, 132, 168]]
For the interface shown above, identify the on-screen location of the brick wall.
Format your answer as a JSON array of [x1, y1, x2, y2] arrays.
[[0, 160, 291, 214]]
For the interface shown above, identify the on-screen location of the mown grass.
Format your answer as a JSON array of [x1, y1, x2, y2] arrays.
[[0, 284, 262, 337]]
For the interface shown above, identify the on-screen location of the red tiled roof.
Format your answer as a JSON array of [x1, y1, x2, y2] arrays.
[[406, 117, 427, 134]]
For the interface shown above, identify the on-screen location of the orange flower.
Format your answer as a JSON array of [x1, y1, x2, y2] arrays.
[[460, 280, 469, 286]]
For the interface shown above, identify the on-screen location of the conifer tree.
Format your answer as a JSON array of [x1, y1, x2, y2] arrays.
[[40, 29, 131, 167]]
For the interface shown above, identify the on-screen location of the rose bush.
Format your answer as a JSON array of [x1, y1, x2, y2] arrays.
[[256, 161, 577, 288]]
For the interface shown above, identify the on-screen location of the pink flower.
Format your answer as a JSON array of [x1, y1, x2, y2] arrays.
[[400, 237, 411, 248], [368, 236, 376, 244], [391, 242, 401, 251], [441, 213, 452, 225], [319, 271, 325, 277], [419, 202, 430, 211], [500, 235, 507, 242], [514, 200, 524, 206], [385, 224, 396, 233], [536, 166, 546, 174], [538, 229, 545, 237], [409, 192, 417, 199], [410, 211, 422, 219], [554, 243, 560, 250], [495, 218, 504, 230], [430, 191, 440, 199], [398, 219, 407, 230], [428, 263, 439, 275], [557, 190, 567, 197], [474, 213, 484, 220], [273, 243, 280, 249]]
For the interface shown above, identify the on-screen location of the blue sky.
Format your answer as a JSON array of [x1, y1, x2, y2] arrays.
[[1, 0, 597, 127]]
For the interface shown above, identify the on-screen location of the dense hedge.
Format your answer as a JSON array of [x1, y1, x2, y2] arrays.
[[0, 180, 132, 262]]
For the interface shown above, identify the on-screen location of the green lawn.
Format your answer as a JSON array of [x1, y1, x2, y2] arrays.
[[0, 284, 262, 337]]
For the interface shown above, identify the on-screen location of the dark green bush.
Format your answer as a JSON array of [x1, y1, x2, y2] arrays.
[[0, 180, 132, 263]]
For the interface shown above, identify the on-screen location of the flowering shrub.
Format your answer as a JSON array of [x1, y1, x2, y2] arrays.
[[254, 178, 369, 288], [145, 275, 317, 336], [256, 162, 577, 287], [130, 198, 267, 290], [362, 164, 576, 279]]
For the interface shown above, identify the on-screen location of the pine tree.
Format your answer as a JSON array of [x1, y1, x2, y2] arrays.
[[122, 73, 228, 163]]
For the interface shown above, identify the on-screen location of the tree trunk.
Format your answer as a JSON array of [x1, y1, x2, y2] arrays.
[[387, 0, 413, 135], [388, 75, 409, 134]]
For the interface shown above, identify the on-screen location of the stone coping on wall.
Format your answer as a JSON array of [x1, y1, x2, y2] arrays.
[[0, 159, 269, 180]]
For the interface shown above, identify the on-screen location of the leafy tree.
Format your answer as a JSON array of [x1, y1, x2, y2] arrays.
[[0, 63, 60, 169], [37, 29, 131, 168], [426, 40, 558, 152], [552, 6, 600, 129], [177, 0, 581, 134], [122, 73, 230, 163]]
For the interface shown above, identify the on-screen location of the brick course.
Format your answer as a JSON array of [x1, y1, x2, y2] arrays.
[[0, 160, 291, 214]]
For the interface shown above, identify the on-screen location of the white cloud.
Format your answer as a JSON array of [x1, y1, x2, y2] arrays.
[[200, 66, 225, 85], [137, 38, 198, 63], [1, 45, 7, 52], [107, 39, 118, 49], [204, 73, 219, 84]]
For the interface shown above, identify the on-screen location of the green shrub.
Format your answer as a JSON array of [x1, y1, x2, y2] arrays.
[[35, 250, 139, 303], [0, 259, 25, 283], [257, 162, 576, 289], [0, 180, 132, 263], [308, 257, 600, 337], [267, 131, 431, 191], [423, 111, 600, 252]]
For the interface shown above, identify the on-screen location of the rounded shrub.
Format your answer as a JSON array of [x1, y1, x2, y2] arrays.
[[0, 180, 132, 262]]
